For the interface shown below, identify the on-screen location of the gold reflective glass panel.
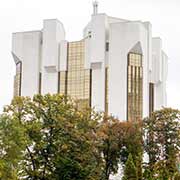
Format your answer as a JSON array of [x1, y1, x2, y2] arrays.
[[149, 83, 154, 116], [105, 67, 109, 115], [14, 61, 22, 97], [39, 72, 42, 94], [59, 71, 67, 95], [59, 40, 91, 109], [127, 53, 143, 121]]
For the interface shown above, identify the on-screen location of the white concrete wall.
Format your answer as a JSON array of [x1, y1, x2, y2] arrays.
[[84, 14, 107, 64], [151, 38, 168, 110], [12, 31, 42, 97], [108, 16, 129, 24], [109, 21, 149, 119], [152, 38, 162, 83], [12, 15, 168, 119], [162, 51, 168, 107], [91, 63, 105, 111], [59, 40, 68, 71], [153, 49, 168, 110], [41, 19, 65, 94], [84, 16, 159, 119], [84, 14, 107, 112], [143, 22, 152, 73], [12, 33, 24, 62]]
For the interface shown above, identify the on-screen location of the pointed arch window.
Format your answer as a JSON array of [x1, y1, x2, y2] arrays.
[[127, 53, 143, 121]]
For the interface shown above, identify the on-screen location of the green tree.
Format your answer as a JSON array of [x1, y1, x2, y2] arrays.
[[122, 153, 138, 180], [143, 108, 180, 179], [0, 107, 29, 180], [98, 118, 143, 180], [0, 94, 104, 180], [98, 117, 123, 180], [143, 167, 154, 180], [116, 120, 143, 180], [174, 172, 180, 180]]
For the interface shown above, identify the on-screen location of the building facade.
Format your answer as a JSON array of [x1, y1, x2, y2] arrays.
[[12, 3, 168, 120]]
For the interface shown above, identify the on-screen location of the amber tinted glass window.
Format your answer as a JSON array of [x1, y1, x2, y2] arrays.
[[39, 72, 42, 94], [149, 83, 154, 116], [127, 53, 143, 121], [14, 61, 22, 97], [59, 40, 91, 109], [105, 67, 109, 115], [59, 71, 67, 95]]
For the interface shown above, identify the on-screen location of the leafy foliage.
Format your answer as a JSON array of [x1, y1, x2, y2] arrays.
[[143, 108, 180, 179], [97, 117, 143, 180], [122, 153, 137, 180], [0, 94, 103, 179], [0, 95, 179, 180], [174, 172, 180, 180], [97, 117, 123, 179]]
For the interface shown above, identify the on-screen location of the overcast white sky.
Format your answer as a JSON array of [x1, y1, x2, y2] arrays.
[[0, 0, 179, 111]]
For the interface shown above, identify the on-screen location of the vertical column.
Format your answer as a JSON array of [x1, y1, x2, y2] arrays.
[[41, 19, 65, 94]]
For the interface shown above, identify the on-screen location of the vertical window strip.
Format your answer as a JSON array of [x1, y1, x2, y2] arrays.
[[39, 72, 42, 94], [149, 83, 154, 116], [105, 67, 109, 115], [57, 71, 60, 93], [127, 53, 143, 121], [14, 61, 22, 97]]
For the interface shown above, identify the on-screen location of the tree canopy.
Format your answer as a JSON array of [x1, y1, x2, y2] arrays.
[[143, 108, 180, 179], [122, 153, 138, 180], [0, 95, 179, 180], [0, 94, 103, 179]]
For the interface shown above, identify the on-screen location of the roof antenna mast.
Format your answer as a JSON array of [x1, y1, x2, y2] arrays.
[[93, 1, 98, 15]]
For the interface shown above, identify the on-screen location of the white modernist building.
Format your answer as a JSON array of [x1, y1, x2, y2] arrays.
[[12, 3, 168, 120]]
